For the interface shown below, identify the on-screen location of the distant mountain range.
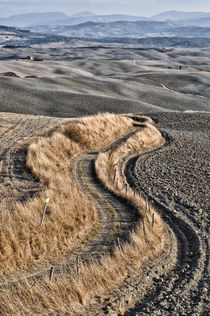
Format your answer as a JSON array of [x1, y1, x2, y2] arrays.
[[0, 11, 148, 27], [152, 10, 210, 27], [184, 17, 210, 27], [1, 25, 210, 49], [0, 12, 69, 28], [1, 10, 210, 46], [26, 20, 210, 39], [1, 10, 210, 28], [151, 10, 210, 21]]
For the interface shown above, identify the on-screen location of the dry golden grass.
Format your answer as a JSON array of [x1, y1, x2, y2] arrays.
[[62, 113, 133, 150], [95, 121, 165, 254], [0, 221, 164, 314], [0, 114, 165, 315], [0, 113, 133, 276], [95, 121, 163, 197]]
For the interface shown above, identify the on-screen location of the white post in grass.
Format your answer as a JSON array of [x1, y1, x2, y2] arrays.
[[41, 197, 50, 225]]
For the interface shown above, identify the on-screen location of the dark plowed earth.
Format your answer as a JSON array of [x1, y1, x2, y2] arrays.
[[124, 112, 209, 316]]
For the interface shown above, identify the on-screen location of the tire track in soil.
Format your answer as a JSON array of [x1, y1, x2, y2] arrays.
[[0, 114, 61, 205], [123, 132, 209, 316], [74, 152, 139, 258]]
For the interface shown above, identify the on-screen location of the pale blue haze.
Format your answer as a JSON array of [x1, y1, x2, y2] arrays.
[[0, 0, 210, 17]]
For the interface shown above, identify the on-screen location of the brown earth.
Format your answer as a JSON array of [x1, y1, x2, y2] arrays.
[[0, 113, 62, 209]]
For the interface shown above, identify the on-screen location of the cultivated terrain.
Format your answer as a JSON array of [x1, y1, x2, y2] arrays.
[[0, 44, 209, 315]]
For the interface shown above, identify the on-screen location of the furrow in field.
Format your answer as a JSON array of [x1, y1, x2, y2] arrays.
[[124, 131, 208, 316], [0, 114, 61, 204]]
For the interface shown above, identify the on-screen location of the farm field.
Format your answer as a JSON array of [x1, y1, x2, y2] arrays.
[[0, 46, 209, 315]]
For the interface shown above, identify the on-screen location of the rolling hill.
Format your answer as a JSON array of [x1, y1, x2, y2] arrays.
[[26, 20, 210, 39], [1, 25, 210, 49]]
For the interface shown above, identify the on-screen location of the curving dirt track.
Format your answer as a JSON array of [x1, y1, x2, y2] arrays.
[[0, 121, 142, 287]]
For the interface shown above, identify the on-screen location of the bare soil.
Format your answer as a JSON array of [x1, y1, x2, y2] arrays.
[[123, 112, 209, 316], [0, 113, 61, 208]]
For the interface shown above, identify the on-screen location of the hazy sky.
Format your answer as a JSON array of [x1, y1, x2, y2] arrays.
[[1, 0, 210, 17]]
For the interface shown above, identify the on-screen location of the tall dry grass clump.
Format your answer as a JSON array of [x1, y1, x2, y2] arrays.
[[0, 115, 166, 315], [62, 113, 134, 149], [0, 113, 133, 276]]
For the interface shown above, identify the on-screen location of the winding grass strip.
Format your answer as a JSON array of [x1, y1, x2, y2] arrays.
[[0, 113, 165, 315], [0, 113, 133, 276]]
